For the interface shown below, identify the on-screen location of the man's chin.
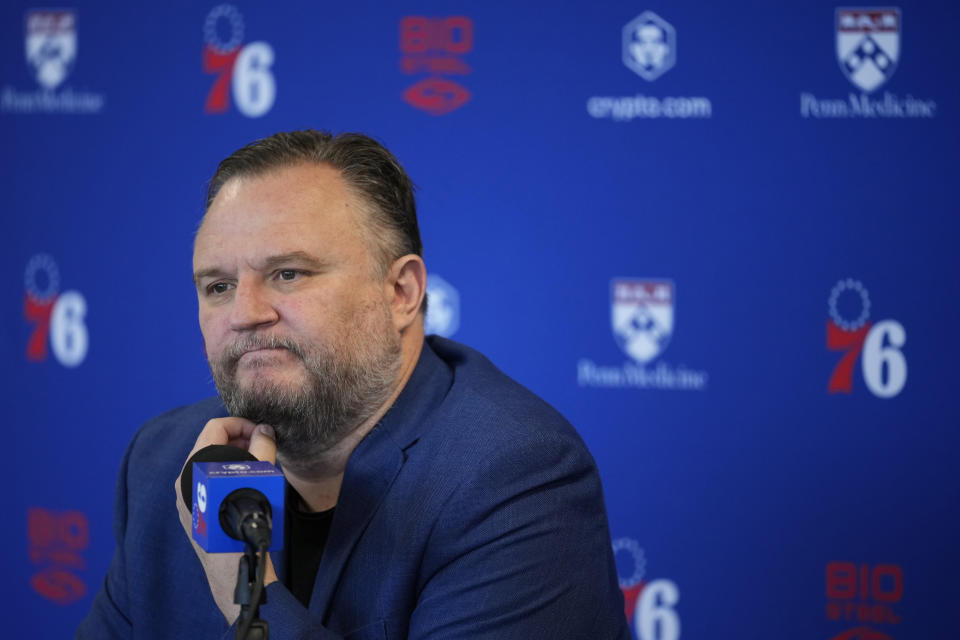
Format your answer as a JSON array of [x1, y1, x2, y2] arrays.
[[237, 375, 307, 400], [234, 362, 306, 388]]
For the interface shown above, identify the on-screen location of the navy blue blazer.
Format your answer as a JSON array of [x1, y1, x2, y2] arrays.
[[78, 337, 628, 639]]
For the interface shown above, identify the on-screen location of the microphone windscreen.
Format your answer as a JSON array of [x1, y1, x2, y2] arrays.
[[180, 444, 257, 510]]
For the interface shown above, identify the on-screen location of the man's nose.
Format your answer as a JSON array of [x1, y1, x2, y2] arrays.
[[229, 280, 279, 331]]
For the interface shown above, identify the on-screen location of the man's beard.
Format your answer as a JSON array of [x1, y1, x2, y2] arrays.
[[208, 309, 402, 471]]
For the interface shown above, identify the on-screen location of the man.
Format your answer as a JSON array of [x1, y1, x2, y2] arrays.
[[78, 131, 628, 639]]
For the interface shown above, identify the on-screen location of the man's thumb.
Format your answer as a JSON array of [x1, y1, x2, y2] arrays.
[[248, 424, 277, 465]]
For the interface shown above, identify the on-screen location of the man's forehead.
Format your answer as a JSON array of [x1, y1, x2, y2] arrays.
[[198, 164, 360, 233], [192, 162, 381, 270]]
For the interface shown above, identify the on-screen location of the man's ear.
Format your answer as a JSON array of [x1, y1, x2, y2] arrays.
[[386, 254, 427, 331]]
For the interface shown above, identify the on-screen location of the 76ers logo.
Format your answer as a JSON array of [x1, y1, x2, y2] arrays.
[[826, 279, 906, 398], [203, 5, 276, 117], [24, 254, 88, 368], [613, 538, 681, 640]]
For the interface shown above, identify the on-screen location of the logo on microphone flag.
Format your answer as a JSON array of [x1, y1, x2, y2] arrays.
[[192, 460, 285, 552]]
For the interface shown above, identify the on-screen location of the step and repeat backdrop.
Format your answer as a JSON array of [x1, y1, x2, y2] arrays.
[[3, 1, 958, 638]]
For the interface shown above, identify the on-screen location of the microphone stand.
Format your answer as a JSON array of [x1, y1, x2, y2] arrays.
[[234, 541, 269, 640]]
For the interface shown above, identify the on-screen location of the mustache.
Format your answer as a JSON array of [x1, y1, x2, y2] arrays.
[[223, 334, 307, 364]]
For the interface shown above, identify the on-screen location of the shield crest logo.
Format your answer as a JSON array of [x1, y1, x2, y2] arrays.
[[611, 279, 674, 364], [25, 10, 77, 90], [836, 8, 900, 93]]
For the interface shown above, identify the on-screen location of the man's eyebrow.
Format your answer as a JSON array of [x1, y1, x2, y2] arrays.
[[257, 251, 329, 272], [193, 252, 329, 287], [193, 267, 228, 287]]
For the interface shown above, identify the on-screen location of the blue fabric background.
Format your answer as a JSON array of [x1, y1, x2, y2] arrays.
[[3, 1, 957, 637]]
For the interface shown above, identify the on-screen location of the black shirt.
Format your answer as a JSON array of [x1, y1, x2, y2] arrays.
[[285, 487, 335, 608]]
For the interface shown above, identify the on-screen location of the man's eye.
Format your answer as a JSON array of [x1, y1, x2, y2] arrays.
[[278, 270, 298, 281], [208, 282, 231, 295]]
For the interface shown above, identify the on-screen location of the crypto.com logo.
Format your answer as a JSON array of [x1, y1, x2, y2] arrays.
[[826, 279, 906, 398], [425, 274, 460, 337], [203, 4, 276, 117], [613, 538, 681, 640], [24, 254, 89, 368], [623, 11, 676, 81]]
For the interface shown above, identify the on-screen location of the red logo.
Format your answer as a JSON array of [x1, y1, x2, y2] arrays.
[[399, 16, 473, 115], [28, 508, 90, 605], [826, 561, 903, 640]]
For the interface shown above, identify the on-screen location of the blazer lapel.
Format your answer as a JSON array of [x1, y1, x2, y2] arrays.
[[308, 424, 404, 619]]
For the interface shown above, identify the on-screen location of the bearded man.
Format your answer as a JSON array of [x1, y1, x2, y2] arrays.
[[78, 130, 628, 639]]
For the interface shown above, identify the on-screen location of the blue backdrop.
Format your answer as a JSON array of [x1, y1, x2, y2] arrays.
[[3, 1, 958, 638]]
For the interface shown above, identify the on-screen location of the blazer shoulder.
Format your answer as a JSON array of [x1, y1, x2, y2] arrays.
[[125, 396, 228, 469], [429, 337, 592, 464]]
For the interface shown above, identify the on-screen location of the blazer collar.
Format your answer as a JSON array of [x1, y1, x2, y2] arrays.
[[308, 337, 453, 618]]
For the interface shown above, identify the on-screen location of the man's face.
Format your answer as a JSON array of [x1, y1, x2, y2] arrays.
[[193, 163, 401, 462]]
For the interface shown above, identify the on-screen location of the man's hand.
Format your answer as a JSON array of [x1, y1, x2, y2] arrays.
[[173, 418, 280, 623]]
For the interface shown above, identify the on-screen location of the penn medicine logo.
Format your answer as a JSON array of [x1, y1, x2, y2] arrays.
[[587, 12, 711, 122], [836, 8, 900, 92], [1, 10, 105, 114], [800, 8, 935, 119], [26, 10, 76, 90], [577, 279, 707, 390], [612, 280, 673, 363]]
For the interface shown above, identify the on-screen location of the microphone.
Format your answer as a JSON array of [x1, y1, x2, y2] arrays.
[[180, 445, 285, 553]]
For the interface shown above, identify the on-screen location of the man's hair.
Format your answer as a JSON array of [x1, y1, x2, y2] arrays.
[[205, 130, 424, 278]]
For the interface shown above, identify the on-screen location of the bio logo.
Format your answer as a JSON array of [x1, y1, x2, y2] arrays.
[[613, 538, 681, 640], [24, 254, 89, 367], [203, 4, 276, 117], [826, 561, 902, 639], [399, 16, 473, 116], [28, 508, 90, 605], [827, 279, 906, 398]]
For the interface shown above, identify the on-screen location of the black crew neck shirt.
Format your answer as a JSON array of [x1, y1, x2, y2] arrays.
[[285, 488, 335, 608]]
